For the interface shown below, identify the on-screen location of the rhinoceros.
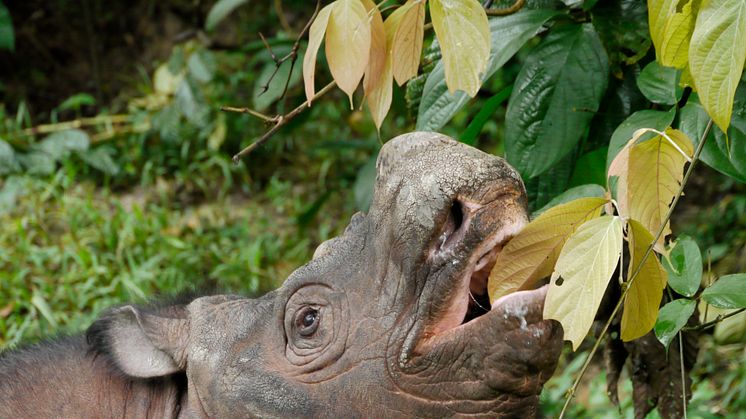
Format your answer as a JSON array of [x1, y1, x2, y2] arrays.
[[0, 132, 563, 418]]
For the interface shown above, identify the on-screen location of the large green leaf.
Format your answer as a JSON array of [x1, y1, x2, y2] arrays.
[[655, 298, 696, 350], [416, 9, 558, 131], [688, 0, 746, 133], [205, 0, 249, 31], [702, 274, 746, 309], [606, 108, 676, 170], [636, 60, 681, 105], [505, 23, 609, 179], [662, 236, 702, 297], [678, 96, 746, 183], [0, 1, 13, 51]]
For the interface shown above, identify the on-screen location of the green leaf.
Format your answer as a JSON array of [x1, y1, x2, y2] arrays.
[[188, 50, 216, 83], [77, 147, 120, 176], [58, 93, 96, 111], [505, 23, 609, 178], [429, 0, 490, 96], [662, 236, 702, 297], [688, 0, 746, 133], [702, 274, 746, 309], [0, 1, 14, 51], [0, 139, 20, 175], [545, 215, 624, 350], [679, 98, 746, 183], [416, 9, 558, 131], [253, 51, 304, 111], [636, 61, 681, 105], [606, 108, 676, 170], [37, 129, 90, 160], [205, 0, 249, 31], [460, 86, 512, 146], [18, 152, 55, 175], [532, 184, 606, 217], [655, 298, 696, 350], [31, 292, 58, 328], [569, 147, 607, 187], [175, 80, 208, 125]]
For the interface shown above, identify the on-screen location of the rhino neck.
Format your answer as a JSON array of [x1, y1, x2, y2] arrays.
[[0, 336, 186, 418]]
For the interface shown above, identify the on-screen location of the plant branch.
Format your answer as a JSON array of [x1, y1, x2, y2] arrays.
[[485, 0, 526, 16], [274, 0, 293, 34], [220, 106, 275, 122], [257, 0, 321, 100], [230, 80, 337, 162], [683, 307, 746, 332], [558, 119, 714, 418], [7, 115, 131, 140]]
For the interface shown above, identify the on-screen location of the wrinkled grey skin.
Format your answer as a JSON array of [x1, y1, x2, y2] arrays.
[[0, 132, 563, 418]]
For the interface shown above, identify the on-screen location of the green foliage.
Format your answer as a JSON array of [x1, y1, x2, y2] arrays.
[[0, 1, 13, 51], [205, 0, 250, 31], [655, 298, 696, 350], [662, 236, 702, 297], [702, 274, 746, 309], [505, 23, 609, 178]]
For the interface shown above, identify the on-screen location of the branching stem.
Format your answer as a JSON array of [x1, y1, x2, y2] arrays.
[[558, 119, 714, 418]]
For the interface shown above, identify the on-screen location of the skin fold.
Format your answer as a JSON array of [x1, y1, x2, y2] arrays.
[[0, 132, 563, 418]]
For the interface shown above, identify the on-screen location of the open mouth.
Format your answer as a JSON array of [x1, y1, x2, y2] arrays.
[[427, 198, 529, 337]]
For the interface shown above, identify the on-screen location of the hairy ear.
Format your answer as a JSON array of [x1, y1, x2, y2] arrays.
[[87, 304, 190, 378]]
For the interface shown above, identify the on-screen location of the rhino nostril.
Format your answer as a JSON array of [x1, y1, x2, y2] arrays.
[[438, 199, 467, 251]]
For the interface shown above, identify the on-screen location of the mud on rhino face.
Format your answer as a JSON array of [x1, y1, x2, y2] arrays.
[[92, 132, 563, 417]]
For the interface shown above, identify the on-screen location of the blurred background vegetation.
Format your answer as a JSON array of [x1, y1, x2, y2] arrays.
[[0, 0, 743, 416]]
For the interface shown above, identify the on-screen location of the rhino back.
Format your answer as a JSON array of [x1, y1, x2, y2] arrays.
[[0, 336, 185, 418]]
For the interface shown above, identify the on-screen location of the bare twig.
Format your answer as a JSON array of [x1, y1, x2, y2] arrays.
[[220, 106, 275, 123], [257, 0, 321, 100], [678, 331, 688, 419], [683, 307, 746, 332], [8, 115, 131, 140], [558, 119, 714, 418], [485, 0, 526, 16], [230, 81, 337, 162]]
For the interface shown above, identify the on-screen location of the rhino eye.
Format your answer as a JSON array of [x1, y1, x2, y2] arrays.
[[295, 307, 320, 337]]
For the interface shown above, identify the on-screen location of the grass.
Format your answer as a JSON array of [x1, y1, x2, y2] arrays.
[[0, 170, 354, 347]]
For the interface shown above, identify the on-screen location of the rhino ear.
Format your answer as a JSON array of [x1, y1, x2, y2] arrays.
[[87, 305, 190, 378]]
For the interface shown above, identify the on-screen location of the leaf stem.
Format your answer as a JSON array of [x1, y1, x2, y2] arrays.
[[230, 81, 337, 162], [683, 307, 746, 332], [558, 118, 714, 418]]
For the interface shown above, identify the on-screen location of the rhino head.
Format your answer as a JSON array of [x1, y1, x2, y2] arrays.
[[91, 132, 563, 417]]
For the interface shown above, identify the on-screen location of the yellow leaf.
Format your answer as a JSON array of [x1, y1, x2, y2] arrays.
[[648, 0, 677, 58], [488, 197, 606, 303], [326, 0, 372, 107], [430, 0, 491, 96], [303, 3, 334, 103], [607, 139, 632, 219], [391, 0, 426, 86], [627, 128, 693, 252], [658, 0, 698, 69], [689, 0, 746, 133], [621, 219, 668, 341], [544, 216, 624, 351], [362, 0, 386, 95]]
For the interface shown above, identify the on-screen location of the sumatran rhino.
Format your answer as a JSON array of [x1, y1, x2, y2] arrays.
[[0, 132, 563, 418]]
